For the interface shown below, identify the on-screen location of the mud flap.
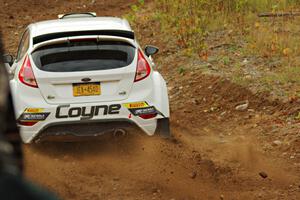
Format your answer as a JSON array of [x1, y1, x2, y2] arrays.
[[156, 118, 171, 138]]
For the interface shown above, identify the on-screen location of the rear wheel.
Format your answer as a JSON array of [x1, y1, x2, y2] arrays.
[[156, 118, 171, 138]]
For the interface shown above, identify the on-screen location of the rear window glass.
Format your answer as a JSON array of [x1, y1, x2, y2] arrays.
[[31, 40, 136, 72]]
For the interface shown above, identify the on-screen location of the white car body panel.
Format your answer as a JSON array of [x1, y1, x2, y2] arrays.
[[9, 16, 170, 143]]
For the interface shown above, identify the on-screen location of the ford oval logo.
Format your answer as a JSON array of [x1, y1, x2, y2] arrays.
[[81, 78, 91, 82]]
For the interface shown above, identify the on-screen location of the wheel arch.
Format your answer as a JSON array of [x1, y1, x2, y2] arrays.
[[152, 71, 170, 118]]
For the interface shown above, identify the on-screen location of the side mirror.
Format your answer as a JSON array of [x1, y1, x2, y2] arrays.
[[145, 45, 159, 57], [3, 54, 14, 66]]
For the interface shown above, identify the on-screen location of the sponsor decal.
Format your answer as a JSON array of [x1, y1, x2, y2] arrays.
[[123, 101, 149, 109], [124, 102, 165, 117], [55, 104, 121, 120], [25, 108, 45, 113], [128, 106, 157, 116], [54, 102, 164, 120], [18, 108, 50, 122]]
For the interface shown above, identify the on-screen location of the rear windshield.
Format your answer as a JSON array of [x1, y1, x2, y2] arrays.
[[31, 40, 136, 72]]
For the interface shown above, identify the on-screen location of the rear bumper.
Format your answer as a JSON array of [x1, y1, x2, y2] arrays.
[[33, 119, 143, 142], [18, 103, 159, 143]]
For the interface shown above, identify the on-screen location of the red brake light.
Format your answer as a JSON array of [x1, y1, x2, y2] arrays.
[[18, 55, 38, 88], [139, 113, 157, 119], [18, 121, 38, 126], [134, 50, 151, 82]]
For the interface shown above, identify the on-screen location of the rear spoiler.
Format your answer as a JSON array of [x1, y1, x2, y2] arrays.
[[33, 30, 135, 45]]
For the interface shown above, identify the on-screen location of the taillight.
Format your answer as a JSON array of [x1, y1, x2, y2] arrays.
[[139, 113, 157, 119], [18, 121, 38, 126], [134, 50, 151, 82], [18, 55, 38, 88]]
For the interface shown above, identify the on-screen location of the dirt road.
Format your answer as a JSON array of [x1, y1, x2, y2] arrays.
[[1, 0, 300, 199]]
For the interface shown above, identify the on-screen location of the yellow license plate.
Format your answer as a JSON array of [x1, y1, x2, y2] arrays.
[[73, 82, 101, 97]]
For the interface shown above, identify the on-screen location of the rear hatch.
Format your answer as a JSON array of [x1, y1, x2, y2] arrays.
[[30, 37, 137, 104]]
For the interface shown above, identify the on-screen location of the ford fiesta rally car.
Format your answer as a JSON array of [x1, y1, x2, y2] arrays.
[[4, 13, 170, 143]]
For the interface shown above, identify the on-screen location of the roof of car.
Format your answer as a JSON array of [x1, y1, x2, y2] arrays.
[[30, 17, 132, 37]]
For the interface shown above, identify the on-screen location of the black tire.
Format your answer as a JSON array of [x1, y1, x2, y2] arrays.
[[156, 118, 171, 138]]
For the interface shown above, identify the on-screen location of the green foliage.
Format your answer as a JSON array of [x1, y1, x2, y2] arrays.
[[123, 0, 146, 23], [222, 56, 230, 65], [138, 0, 145, 5], [294, 111, 300, 120], [132, 0, 300, 98], [152, 0, 300, 53], [178, 67, 186, 75], [131, 5, 139, 12]]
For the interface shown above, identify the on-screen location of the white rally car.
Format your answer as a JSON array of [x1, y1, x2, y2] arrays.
[[4, 13, 170, 143]]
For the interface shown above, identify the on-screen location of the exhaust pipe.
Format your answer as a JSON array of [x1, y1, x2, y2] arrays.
[[113, 129, 127, 137]]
